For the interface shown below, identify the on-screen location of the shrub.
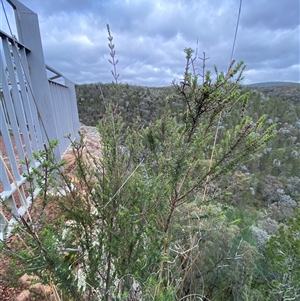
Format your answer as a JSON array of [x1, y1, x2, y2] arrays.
[[0, 28, 275, 301]]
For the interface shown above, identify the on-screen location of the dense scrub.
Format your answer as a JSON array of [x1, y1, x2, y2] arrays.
[[1, 30, 300, 300]]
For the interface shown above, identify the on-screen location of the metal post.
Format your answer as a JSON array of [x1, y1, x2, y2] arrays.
[[6, 0, 61, 160], [64, 77, 80, 141]]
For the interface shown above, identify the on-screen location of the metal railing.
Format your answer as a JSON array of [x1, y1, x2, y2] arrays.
[[0, 0, 80, 239]]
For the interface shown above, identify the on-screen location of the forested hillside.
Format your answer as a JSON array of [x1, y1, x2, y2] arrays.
[[1, 76, 299, 301], [72, 81, 300, 299], [76, 81, 300, 203]]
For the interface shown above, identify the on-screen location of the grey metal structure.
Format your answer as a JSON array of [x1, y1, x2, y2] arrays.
[[0, 0, 80, 239]]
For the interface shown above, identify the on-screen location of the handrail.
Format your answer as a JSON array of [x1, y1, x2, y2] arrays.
[[0, 0, 80, 240], [0, 29, 29, 50], [46, 64, 64, 80]]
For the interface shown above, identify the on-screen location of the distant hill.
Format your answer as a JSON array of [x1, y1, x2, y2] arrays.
[[75, 81, 300, 126], [243, 82, 300, 104], [246, 82, 299, 88]]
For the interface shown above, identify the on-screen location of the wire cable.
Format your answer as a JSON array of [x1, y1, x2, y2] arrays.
[[202, 0, 243, 202], [230, 0, 243, 63]]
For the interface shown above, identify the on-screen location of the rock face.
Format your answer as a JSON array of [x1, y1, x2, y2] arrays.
[[15, 274, 53, 301]]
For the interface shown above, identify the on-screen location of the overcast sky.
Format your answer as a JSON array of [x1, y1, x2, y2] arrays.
[[1, 0, 299, 86]]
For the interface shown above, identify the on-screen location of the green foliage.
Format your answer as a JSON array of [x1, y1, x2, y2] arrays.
[[264, 210, 300, 300], [1, 27, 289, 301]]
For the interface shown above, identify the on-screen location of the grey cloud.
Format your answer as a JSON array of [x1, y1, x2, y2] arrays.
[[20, 0, 97, 15], [241, 0, 299, 30], [235, 26, 299, 69], [243, 64, 300, 84], [2, 0, 299, 86]]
